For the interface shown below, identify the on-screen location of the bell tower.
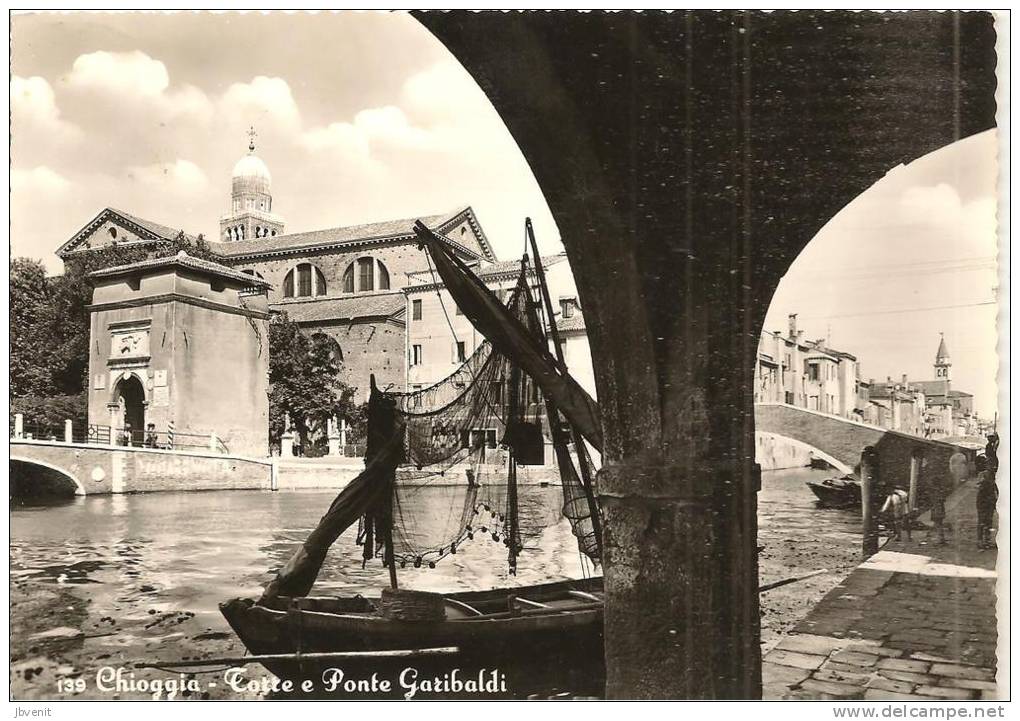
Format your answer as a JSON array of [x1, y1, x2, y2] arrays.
[[219, 127, 286, 243], [934, 332, 952, 383]]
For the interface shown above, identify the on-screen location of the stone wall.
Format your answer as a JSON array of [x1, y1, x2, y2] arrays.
[[10, 441, 272, 495], [301, 318, 406, 398]]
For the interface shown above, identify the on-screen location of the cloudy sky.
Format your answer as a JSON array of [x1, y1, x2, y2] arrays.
[[11, 12, 1002, 417], [11, 12, 561, 272]]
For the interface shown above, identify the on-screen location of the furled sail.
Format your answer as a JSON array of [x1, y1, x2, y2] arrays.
[[261, 379, 403, 601], [413, 221, 604, 453]]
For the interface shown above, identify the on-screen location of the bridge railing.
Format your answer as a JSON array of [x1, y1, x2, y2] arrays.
[[11, 416, 230, 455]]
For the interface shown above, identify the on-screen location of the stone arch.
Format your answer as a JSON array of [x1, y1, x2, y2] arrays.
[[10, 457, 86, 497], [755, 431, 853, 475], [111, 372, 148, 444]]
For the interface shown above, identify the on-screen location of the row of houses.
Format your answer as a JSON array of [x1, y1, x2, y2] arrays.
[[755, 315, 982, 439]]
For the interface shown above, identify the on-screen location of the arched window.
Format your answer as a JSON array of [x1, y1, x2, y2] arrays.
[[341, 257, 391, 293], [283, 263, 327, 299]]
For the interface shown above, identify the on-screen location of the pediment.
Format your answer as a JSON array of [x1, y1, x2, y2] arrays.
[[56, 209, 170, 258]]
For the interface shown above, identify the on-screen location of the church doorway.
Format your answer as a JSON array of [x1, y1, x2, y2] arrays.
[[115, 375, 145, 446]]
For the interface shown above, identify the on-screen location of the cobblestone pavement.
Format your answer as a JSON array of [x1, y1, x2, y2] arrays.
[[762, 479, 1000, 700]]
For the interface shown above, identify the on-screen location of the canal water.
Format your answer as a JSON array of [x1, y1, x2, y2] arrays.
[[10, 467, 862, 699]]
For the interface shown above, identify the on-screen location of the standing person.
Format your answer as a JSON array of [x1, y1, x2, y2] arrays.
[[977, 435, 1000, 549], [881, 488, 911, 541]]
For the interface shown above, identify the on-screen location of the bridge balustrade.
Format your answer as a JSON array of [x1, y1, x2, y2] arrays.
[[11, 416, 229, 455]]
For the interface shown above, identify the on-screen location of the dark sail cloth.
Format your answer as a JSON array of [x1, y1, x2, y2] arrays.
[[261, 383, 403, 601], [413, 221, 604, 453]]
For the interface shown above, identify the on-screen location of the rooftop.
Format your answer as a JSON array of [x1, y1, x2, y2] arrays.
[[405, 253, 568, 288], [272, 292, 406, 323], [89, 251, 271, 288], [556, 314, 587, 333], [209, 206, 494, 261]]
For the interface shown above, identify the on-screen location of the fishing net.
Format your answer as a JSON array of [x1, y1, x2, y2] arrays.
[[360, 268, 602, 573]]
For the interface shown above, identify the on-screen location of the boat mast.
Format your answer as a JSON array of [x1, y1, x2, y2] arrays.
[[384, 526, 399, 589], [525, 218, 603, 560]]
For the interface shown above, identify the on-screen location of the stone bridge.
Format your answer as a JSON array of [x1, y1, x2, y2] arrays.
[[755, 403, 977, 506], [10, 439, 274, 497]]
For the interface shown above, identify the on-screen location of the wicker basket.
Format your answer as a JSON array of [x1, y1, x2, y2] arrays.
[[378, 588, 447, 622]]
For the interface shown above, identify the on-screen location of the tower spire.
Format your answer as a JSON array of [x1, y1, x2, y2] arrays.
[[247, 125, 257, 153]]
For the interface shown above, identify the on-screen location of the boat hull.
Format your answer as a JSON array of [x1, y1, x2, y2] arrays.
[[220, 577, 606, 699], [806, 479, 861, 509]]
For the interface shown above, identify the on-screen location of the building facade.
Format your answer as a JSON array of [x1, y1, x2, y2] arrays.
[[86, 253, 271, 456], [754, 314, 863, 420]]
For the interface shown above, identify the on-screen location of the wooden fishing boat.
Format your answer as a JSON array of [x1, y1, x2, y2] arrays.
[[220, 577, 606, 698], [806, 476, 861, 509]]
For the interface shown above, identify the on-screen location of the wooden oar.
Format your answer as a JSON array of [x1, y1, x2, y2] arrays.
[[135, 646, 461, 670], [567, 590, 602, 603], [759, 569, 828, 593], [444, 597, 484, 616], [465, 601, 604, 621]]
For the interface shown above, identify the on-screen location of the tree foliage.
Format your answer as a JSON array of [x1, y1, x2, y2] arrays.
[[10, 233, 219, 399], [268, 313, 361, 454], [10, 258, 57, 397]]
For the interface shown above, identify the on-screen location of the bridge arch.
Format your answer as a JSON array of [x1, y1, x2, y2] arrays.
[[10, 456, 87, 498], [755, 431, 852, 475]]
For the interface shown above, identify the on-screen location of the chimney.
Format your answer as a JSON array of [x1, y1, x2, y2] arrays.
[[788, 313, 798, 340], [901, 373, 908, 385]]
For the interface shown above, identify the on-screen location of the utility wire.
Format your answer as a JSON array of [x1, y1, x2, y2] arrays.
[[795, 300, 995, 321], [424, 248, 459, 345]]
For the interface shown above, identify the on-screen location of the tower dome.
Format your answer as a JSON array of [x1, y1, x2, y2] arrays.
[[231, 131, 272, 199], [220, 127, 285, 243], [232, 152, 272, 184]]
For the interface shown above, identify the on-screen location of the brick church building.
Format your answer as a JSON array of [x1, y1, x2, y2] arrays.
[[56, 137, 504, 399]]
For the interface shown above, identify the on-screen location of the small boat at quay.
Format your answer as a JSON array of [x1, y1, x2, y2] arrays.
[[806, 476, 861, 509]]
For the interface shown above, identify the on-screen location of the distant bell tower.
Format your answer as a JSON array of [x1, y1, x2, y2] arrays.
[[219, 127, 286, 243], [934, 332, 952, 383]]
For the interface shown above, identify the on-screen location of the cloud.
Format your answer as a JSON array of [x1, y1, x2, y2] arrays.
[[11, 166, 71, 193], [296, 61, 507, 164], [10, 75, 81, 143], [125, 159, 209, 192], [899, 183, 963, 227], [64, 50, 212, 123], [299, 105, 437, 160], [68, 50, 170, 96], [219, 76, 300, 130]]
